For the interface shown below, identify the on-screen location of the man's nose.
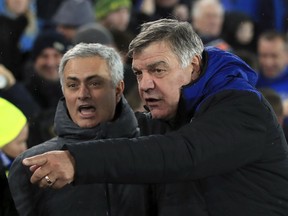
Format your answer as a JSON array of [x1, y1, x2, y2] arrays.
[[78, 85, 91, 100], [139, 73, 155, 92]]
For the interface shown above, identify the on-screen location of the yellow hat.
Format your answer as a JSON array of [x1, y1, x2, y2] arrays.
[[0, 98, 27, 148]]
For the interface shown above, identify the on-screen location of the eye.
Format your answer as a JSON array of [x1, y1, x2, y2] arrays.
[[133, 70, 143, 81], [151, 68, 166, 77], [67, 83, 77, 88], [154, 68, 164, 73], [91, 82, 100, 86], [89, 80, 102, 87], [133, 70, 142, 77]]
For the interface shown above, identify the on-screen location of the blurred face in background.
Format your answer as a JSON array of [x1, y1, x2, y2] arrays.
[[34, 48, 63, 81], [101, 8, 130, 31], [258, 37, 288, 78], [192, 1, 224, 37], [56, 25, 78, 41], [6, 0, 30, 16], [236, 21, 254, 45], [1, 124, 28, 159]]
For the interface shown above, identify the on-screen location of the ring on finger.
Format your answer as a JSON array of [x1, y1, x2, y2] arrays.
[[45, 175, 54, 186]]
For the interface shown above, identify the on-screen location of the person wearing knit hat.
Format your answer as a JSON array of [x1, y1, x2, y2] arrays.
[[53, 0, 95, 41], [31, 30, 71, 61], [0, 98, 28, 173], [30, 30, 71, 81], [95, 0, 132, 31], [22, 30, 71, 148], [0, 98, 27, 215], [72, 23, 114, 46]]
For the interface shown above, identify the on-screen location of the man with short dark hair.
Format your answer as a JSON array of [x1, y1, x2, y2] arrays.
[[256, 30, 288, 117]]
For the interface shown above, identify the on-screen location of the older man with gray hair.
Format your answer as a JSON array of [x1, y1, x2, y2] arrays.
[[8, 43, 152, 216]]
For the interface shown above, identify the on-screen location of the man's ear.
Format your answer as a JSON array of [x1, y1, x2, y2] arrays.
[[115, 80, 124, 102], [190, 55, 201, 81], [192, 55, 201, 74]]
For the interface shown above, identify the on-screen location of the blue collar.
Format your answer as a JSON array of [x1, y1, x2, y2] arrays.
[[181, 47, 260, 113]]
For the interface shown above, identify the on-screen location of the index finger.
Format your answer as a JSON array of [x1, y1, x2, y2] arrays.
[[22, 154, 48, 167]]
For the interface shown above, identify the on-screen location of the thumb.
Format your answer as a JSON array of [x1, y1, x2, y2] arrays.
[[22, 154, 47, 167]]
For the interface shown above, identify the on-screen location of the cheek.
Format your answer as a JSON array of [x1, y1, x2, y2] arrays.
[[2, 142, 21, 158], [95, 93, 117, 117]]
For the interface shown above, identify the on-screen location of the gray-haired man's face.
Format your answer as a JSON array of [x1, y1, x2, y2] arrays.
[[62, 56, 123, 128], [132, 41, 196, 120]]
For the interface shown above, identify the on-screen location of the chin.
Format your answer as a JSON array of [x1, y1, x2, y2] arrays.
[[151, 111, 168, 120], [78, 121, 99, 128]]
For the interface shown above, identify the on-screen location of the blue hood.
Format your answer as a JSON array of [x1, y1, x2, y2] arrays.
[[182, 47, 260, 112]]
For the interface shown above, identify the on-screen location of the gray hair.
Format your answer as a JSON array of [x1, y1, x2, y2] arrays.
[[59, 43, 123, 87], [128, 19, 204, 68]]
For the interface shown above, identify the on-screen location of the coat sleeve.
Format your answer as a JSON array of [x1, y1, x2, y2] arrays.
[[66, 91, 270, 184], [8, 142, 57, 216]]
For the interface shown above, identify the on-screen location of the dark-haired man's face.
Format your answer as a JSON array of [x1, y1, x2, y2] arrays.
[[34, 48, 62, 81], [258, 38, 288, 78]]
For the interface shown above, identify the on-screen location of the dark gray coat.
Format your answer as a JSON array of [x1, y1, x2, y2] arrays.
[[8, 97, 152, 216]]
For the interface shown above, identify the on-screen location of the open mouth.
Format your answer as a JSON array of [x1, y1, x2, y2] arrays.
[[145, 98, 161, 107], [78, 105, 96, 117], [145, 98, 160, 102]]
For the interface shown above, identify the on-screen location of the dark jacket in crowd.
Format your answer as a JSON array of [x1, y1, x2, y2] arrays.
[[0, 15, 27, 80], [0, 159, 18, 216], [65, 47, 288, 216], [8, 97, 153, 216], [25, 70, 63, 110], [24, 69, 63, 147]]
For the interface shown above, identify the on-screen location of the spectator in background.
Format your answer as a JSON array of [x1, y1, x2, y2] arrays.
[[0, 0, 38, 53], [191, 0, 231, 51], [222, 12, 257, 54], [0, 98, 28, 216], [0, 64, 40, 122], [259, 88, 285, 126], [95, 0, 132, 32], [220, 0, 288, 33], [36, 0, 66, 30], [52, 0, 95, 42], [259, 88, 288, 141], [256, 31, 288, 117], [24, 30, 71, 109], [0, 98, 28, 175], [140, 0, 189, 21], [73, 23, 114, 46], [23, 30, 71, 147], [0, 0, 38, 81], [233, 50, 258, 71]]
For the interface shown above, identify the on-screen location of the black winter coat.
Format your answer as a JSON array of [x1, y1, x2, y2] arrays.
[[0, 160, 18, 216], [64, 48, 288, 216], [8, 97, 153, 216]]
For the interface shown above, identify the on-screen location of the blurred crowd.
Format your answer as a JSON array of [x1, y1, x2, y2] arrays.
[[1, 0, 288, 214]]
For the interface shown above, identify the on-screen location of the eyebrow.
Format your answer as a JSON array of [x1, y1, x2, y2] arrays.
[[66, 75, 104, 82], [132, 61, 168, 71]]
